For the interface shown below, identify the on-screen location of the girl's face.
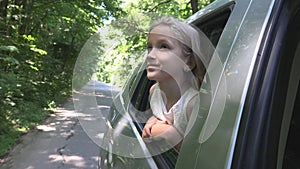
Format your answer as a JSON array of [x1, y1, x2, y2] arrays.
[[146, 25, 187, 82]]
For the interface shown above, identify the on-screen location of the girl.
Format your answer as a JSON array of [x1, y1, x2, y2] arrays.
[[142, 16, 211, 151]]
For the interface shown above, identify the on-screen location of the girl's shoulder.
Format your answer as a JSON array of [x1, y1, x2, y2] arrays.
[[184, 88, 199, 119], [183, 87, 199, 99], [149, 83, 159, 95]]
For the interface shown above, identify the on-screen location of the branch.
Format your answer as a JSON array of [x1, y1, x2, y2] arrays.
[[147, 0, 172, 13]]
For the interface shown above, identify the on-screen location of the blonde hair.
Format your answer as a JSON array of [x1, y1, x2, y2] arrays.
[[149, 16, 213, 89]]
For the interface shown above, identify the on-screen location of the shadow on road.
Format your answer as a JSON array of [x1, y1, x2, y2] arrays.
[[0, 80, 119, 169]]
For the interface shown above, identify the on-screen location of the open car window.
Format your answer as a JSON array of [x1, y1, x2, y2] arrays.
[[126, 2, 235, 168]]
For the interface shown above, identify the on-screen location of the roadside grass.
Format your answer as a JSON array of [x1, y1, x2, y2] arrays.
[[0, 89, 71, 158], [0, 109, 54, 158], [0, 129, 23, 157]]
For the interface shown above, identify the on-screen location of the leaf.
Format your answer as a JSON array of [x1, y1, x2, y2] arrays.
[[62, 16, 72, 21], [30, 65, 39, 71], [30, 47, 48, 55], [0, 56, 20, 65], [0, 46, 19, 53], [22, 35, 36, 42]]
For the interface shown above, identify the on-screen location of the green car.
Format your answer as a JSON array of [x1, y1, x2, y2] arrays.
[[99, 0, 300, 168]]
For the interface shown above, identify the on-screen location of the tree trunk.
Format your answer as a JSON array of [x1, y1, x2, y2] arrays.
[[0, 0, 9, 20], [0, 0, 9, 35], [191, 0, 199, 14], [19, 0, 34, 35]]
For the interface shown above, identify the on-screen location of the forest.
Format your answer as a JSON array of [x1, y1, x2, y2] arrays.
[[0, 0, 214, 157]]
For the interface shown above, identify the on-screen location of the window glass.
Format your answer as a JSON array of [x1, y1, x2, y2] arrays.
[[282, 40, 300, 169], [283, 80, 300, 168], [276, 7, 300, 168], [195, 8, 232, 47]]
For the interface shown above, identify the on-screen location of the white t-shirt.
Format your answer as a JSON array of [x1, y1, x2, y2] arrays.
[[149, 84, 199, 136]]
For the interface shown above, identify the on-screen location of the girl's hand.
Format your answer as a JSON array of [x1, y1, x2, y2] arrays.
[[142, 122, 153, 138], [150, 123, 173, 138], [151, 123, 183, 149], [142, 116, 158, 138], [143, 121, 183, 151]]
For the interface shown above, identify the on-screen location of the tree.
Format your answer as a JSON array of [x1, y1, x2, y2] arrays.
[[0, 0, 122, 156], [96, 0, 215, 86]]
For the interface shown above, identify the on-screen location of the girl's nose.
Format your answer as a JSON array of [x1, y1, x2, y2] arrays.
[[147, 48, 157, 59]]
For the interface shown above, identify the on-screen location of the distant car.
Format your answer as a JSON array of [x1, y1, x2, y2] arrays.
[[98, 0, 300, 168]]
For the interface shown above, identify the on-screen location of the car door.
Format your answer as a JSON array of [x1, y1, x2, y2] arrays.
[[177, 0, 300, 169], [99, 0, 235, 168], [99, 0, 300, 168]]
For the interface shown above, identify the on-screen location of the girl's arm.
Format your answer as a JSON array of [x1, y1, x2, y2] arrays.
[[142, 115, 158, 138], [151, 123, 183, 150], [142, 83, 159, 138]]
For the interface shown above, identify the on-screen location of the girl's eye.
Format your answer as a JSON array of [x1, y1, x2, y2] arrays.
[[160, 43, 169, 49], [147, 46, 152, 53], [146, 43, 152, 53]]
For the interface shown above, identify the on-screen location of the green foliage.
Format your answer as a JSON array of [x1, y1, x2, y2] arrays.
[[96, 12, 152, 86], [0, 0, 215, 157], [73, 32, 104, 89], [0, 129, 22, 157], [0, 0, 121, 157], [96, 0, 215, 87]]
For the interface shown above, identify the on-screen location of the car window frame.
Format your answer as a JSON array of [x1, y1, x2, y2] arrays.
[[176, 0, 283, 168], [231, 0, 300, 168]]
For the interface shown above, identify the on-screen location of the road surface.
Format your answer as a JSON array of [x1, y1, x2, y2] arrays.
[[0, 80, 119, 169]]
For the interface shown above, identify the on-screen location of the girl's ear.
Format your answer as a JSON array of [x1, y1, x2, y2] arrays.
[[187, 54, 196, 70]]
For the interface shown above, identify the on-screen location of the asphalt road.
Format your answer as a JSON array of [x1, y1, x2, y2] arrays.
[[0, 80, 119, 169]]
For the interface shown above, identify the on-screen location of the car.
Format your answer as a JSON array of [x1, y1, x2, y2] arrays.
[[98, 0, 300, 168]]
